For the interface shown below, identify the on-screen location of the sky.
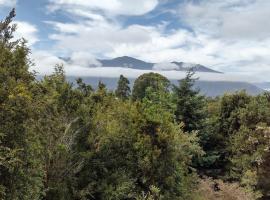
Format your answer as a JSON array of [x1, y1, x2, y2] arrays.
[[0, 0, 270, 81]]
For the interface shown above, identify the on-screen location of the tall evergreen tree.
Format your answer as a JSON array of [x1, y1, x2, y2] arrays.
[[115, 74, 130, 100], [173, 70, 205, 132]]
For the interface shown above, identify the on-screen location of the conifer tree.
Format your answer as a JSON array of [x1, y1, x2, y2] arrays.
[[173, 70, 205, 132], [115, 74, 130, 100]]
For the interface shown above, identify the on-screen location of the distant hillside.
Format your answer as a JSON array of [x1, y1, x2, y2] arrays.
[[254, 82, 270, 91], [66, 76, 263, 97], [98, 56, 154, 70], [172, 62, 220, 73], [193, 81, 263, 96], [98, 56, 221, 73]]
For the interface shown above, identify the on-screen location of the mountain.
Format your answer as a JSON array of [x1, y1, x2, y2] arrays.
[[254, 82, 270, 91], [172, 62, 221, 73], [193, 81, 263, 96], [98, 56, 221, 73], [98, 56, 154, 70], [65, 76, 264, 97]]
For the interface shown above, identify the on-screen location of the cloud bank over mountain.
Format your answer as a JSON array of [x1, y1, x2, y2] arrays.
[[1, 0, 270, 81], [30, 54, 256, 83]]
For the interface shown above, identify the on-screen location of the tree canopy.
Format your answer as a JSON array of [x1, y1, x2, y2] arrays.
[[132, 72, 170, 101]]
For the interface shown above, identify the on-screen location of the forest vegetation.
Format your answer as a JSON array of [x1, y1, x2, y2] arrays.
[[0, 9, 270, 200]]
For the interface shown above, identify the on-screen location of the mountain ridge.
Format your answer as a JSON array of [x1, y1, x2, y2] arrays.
[[98, 56, 222, 73]]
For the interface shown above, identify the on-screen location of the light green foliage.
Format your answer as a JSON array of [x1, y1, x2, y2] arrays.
[[0, 9, 43, 200], [228, 94, 270, 197], [30, 65, 83, 200], [218, 91, 251, 137], [72, 87, 202, 199]]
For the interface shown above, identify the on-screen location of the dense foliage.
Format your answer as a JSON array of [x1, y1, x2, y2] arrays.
[[132, 72, 170, 101], [1, 10, 270, 200]]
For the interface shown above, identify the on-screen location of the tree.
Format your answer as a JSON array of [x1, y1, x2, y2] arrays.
[[0, 9, 44, 199], [72, 91, 202, 199], [31, 65, 83, 200], [115, 74, 130, 100], [132, 73, 170, 101], [196, 91, 252, 178], [173, 70, 205, 132], [0, 8, 18, 48], [76, 78, 93, 97], [218, 91, 251, 138], [228, 94, 270, 198]]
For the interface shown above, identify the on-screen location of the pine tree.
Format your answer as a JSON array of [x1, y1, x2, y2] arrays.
[[115, 74, 130, 100], [173, 70, 205, 132]]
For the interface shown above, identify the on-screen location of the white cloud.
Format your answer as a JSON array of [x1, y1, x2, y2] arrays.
[[45, 14, 270, 80], [0, 0, 16, 7], [36, 0, 270, 81], [47, 0, 158, 16], [180, 0, 270, 40], [153, 62, 179, 70], [70, 52, 102, 68], [176, 0, 270, 79], [31, 50, 103, 75], [47, 20, 155, 55], [14, 21, 39, 46], [31, 51, 63, 75], [46, 15, 204, 64]]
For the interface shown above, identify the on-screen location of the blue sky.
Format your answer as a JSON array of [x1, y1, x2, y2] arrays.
[[1, 0, 270, 81]]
